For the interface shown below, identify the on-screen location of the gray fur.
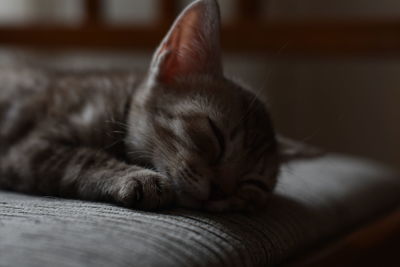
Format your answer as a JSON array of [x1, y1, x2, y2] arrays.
[[0, 0, 280, 212]]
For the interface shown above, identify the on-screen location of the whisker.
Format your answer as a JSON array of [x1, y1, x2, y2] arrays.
[[233, 41, 290, 130]]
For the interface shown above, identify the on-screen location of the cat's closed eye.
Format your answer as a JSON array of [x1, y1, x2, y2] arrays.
[[207, 117, 225, 164]]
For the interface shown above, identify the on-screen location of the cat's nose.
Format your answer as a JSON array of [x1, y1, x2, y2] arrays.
[[180, 177, 210, 201], [209, 182, 229, 201], [176, 167, 211, 201], [213, 167, 237, 197]]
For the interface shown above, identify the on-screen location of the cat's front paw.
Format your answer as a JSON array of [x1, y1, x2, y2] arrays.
[[117, 170, 175, 210]]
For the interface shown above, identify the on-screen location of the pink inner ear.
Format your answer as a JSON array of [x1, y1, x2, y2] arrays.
[[158, 9, 203, 83], [152, 0, 222, 84]]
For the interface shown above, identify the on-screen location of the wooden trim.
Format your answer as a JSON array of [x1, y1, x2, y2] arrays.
[[284, 209, 400, 267], [159, 0, 179, 24], [1, 20, 400, 55], [0, 26, 165, 51], [84, 0, 103, 26], [236, 0, 263, 21]]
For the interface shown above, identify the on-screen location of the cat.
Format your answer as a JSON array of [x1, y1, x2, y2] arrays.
[[0, 0, 314, 212]]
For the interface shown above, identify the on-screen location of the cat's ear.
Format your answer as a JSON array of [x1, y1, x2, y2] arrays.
[[148, 0, 223, 84], [277, 135, 324, 163]]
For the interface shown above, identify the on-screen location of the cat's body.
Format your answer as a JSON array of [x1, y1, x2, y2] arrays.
[[0, 0, 307, 212], [0, 69, 170, 209], [0, 68, 136, 156], [0, 66, 278, 211]]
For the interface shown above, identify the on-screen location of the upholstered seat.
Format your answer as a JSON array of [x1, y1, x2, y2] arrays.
[[0, 155, 399, 267]]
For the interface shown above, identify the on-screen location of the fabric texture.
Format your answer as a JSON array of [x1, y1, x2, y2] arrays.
[[0, 155, 399, 267]]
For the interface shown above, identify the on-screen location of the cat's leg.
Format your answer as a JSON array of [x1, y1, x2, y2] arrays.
[[1, 137, 175, 210]]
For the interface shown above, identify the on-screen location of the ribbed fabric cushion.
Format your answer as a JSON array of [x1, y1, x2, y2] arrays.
[[0, 155, 399, 267]]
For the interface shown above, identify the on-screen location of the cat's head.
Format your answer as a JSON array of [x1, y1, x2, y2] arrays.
[[127, 0, 283, 211]]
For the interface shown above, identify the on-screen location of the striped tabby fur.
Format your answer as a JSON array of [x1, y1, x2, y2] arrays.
[[0, 0, 283, 212]]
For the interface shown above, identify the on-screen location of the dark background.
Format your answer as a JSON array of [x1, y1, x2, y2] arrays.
[[0, 0, 399, 170]]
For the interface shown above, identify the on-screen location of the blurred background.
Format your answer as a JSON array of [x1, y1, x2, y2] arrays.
[[0, 0, 399, 170]]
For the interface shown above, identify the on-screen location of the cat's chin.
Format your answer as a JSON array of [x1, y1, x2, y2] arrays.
[[176, 198, 255, 213], [175, 193, 252, 213], [176, 193, 205, 210], [203, 198, 264, 213]]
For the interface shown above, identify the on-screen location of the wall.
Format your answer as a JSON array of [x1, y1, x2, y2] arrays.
[[0, 0, 398, 169], [266, 58, 400, 169]]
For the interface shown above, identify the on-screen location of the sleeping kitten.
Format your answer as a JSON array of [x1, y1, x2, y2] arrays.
[[0, 0, 312, 212]]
